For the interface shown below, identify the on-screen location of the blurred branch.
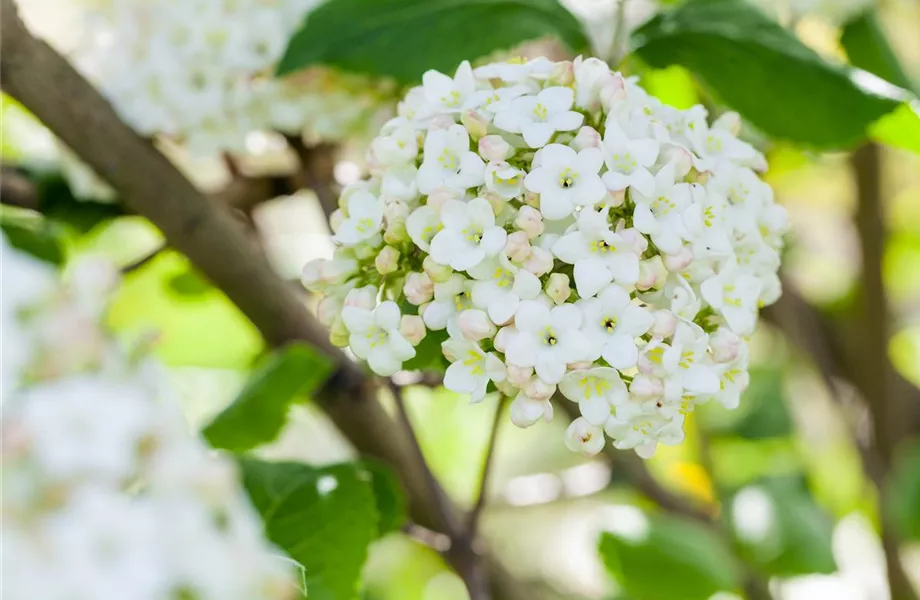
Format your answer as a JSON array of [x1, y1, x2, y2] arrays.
[[0, 7, 529, 600], [467, 397, 506, 542], [0, 166, 39, 210], [284, 135, 340, 220]]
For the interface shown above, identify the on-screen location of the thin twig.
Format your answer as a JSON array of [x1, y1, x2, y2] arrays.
[[467, 397, 505, 541], [387, 380, 462, 538]]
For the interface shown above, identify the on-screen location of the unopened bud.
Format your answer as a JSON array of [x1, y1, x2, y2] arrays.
[[510, 394, 551, 428], [504, 231, 531, 263], [604, 188, 626, 208], [383, 220, 409, 245], [384, 199, 409, 223], [493, 326, 516, 353], [663, 247, 694, 272], [461, 109, 489, 140], [481, 190, 506, 216], [403, 272, 434, 305], [317, 295, 343, 327], [630, 374, 663, 398], [545, 273, 571, 305], [375, 246, 400, 275], [524, 191, 540, 208], [650, 309, 677, 338], [524, 246, 554, 277], [618, 227, 648, 255], [525, 377, 556, 401], [570, 126, 602, 152], [713, 111, 742, 136], [423, 255, 453, 283], [400, 315, 426, 346], [637, 256, 667, 291], [514, 205, 544, 239], [330, 318, 350, 347], [457, 309, 496, 342], [426, 187, 457, 211], [479, 135, 513, 162], [549, 60, 574, 86], [564, 417, 605, 456], [506, 364, 533, 387], [661, 146, 693, 178], [344, 285, 377, 310], [710, 327, 740, 363]]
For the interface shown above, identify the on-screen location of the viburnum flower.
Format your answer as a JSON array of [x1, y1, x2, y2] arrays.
[[524, 144, 606, 220], [333, 191, 385, 245], [494, 87, 584, 148], [304, 55, 788, 459]]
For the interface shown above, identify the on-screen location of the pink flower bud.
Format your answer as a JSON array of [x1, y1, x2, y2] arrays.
[[663, 247, 694, 272], [375, 246, 400, 275], [637, 256, 666, 291], [493, 325, 517, 353], [426, 187, 458, 211], [384, 199, 409, 223], [403, 272, 434, 305], [504, 231, 531, 263], [605, 188, 626, 208], [317, 295, 344, 327], [549, 60, 574, 86], [525, 377, 556, 401], [302, 257, 357, 290], [524, 246, 553, 277], [710, 327, 740, 363], [506, 364, 533, 387], [510, 395, 553, 428], [600, 74, 627, 112], [479, 134, 513, 162], [461, 109, 489, 140], [481, 190, 506, 216], [545, 273, 571, 305], [514, 206, 544, 239], [713, 111, 742, 136], [344, 285, 377, 310], [570, 126, 602, 152], [457, 309, 497, 342], [423, 255, 453, 283], [630, 374, 663, 398], [650, 309, 677, 339], [618, 227, 648, 255], [400, 315, 426, 346]]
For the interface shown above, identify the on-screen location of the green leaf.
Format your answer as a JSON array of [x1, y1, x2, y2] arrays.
[[697, 367, 792, 440], [204, 345, 333, 452], [240, 460, 378, 600], [1, 210, 66, 265], [631, 0, 907, 148], [277, 0, 589, 83], [841, 11, 914, 92], [869, 101, 920, 155], [401, 327, 449, 372], [168, 269, 212, 297], [34, 170, 124, 234], [361, 459, 408, 536], [888, 439, 920, 541], [728, 479, 837, 577], [599, 510, 741, 600]]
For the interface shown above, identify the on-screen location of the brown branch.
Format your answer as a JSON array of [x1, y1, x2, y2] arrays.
[[1, 166, 39, 210], [284, 135, 340, 220], [466, 397, 505, 541], [0, 8, 529, 600]]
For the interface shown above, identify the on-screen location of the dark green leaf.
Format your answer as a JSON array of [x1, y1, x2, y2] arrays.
[[599, 510, 741, 600], [34, 171, 124, 234], [887, 439, 920, 541], [277, 0, 589, 83], [631, 0, 907, 148], [841, 11, 914, 92], [1, 211, 65, 265], [240, 460, 378, 600], [401, 327, 448, 372], [728, 478, 837, 576], [697, 367, 792, 440], [204, 345, 333, 452], [361, 459, 408, 536]]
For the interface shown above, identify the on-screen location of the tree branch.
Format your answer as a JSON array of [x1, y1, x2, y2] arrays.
[[467, 397, 505, 541], [0, 8, 530, 600]]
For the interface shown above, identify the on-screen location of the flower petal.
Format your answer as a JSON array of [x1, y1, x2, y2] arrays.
[[574, 258, 613, 298]]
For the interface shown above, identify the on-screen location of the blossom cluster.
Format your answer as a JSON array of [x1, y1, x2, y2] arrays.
[[1, 237, 297, 600], [303, 56, 787, 458], [71, 0, 394, 154]]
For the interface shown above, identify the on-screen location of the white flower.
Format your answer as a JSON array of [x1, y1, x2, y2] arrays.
[[700, 264, 762, 335], [484, 161, 525, 199], [509, 392, 554, 428], [342, 301, 416, 376], [579, 285, 654, 369], [559, 367, 627, 426], [494, 87, 584, 148], [421, 274, 474, 330], [505, 301, 591, 384], [573, 56, 623, 113], [422, 60, 477, 113], [333, 191, 384, 246], [708, 341, 751, 409], [630, 164, 695, 255], [429, 198, 507, 271], [465, 84, 530, 116], [442, 338, 506, 403], [417, 125, 485, 194], [406, 205, 442, 251], [523, 144, 606, 220], [601, 124, 658, 196], [564, 417, 606, 455], [469, 255, 542, 325], [474, 57, 555, 83], [640, 322, 720, 401], [371, 118, 419, 167], [605, 407, 682, 458], [552, 207, 640, 297]]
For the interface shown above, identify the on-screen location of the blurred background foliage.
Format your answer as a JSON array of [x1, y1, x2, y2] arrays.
[[2, 0, 920, 599]]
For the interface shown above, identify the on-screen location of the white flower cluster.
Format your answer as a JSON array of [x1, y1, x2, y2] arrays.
[[72, 0, 393, 154], [1, 238, 297, 600], [303, 57, 788, 458]]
